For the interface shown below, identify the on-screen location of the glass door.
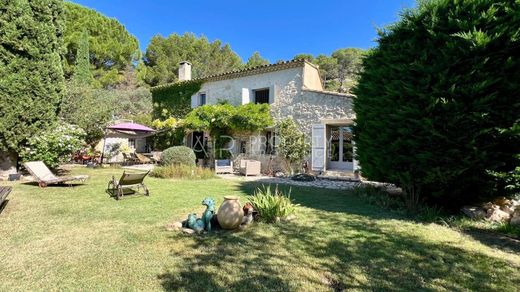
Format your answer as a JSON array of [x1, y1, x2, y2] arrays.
[[328, 126, 353, 170]]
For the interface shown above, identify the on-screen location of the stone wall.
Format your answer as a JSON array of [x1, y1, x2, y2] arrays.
[[271, 88, 355, 137], [193, 67, 305, 107]]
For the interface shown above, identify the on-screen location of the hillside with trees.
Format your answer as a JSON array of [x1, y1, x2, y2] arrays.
[[294, 48, 365, 93]]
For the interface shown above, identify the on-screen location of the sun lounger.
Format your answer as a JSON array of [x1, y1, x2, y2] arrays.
[[23, 161, 88, 187], [135, 153, 152, 164], [107, 171, 150, 200], [0, 186, 11, 207]]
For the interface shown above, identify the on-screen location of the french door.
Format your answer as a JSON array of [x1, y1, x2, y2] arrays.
[[328, 126, 353, 170]]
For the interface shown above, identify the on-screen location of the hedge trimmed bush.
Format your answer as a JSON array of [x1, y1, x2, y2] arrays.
[[161, 146, 196, 167], [354, 0, 520, 210], [0, 0, 65, 159]]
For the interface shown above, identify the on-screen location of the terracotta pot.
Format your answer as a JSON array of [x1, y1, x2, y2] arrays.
[[217, 196, 244, 230]]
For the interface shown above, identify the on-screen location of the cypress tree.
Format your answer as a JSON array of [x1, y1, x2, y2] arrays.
[[73, 29, 93, 85], [0, 0, 65, 173], [354, 0, 520, 209]]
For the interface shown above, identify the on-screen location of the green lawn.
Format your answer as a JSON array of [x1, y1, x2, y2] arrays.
[[1, 168, 519, 291]]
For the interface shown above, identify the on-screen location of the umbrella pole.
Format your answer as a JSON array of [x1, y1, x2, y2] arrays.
[[100, 129, 107, 165]]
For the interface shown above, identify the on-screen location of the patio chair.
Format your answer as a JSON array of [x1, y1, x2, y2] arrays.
[[107, 170, 150, 200], [0, 186, 11, 207], [23, 161, 88, 188], [239, 160, 261, 176], [122, 153, 137, 165], [135, 153, 152, 164], [215, 159, 233, 174], [150, 151, 162, 164]]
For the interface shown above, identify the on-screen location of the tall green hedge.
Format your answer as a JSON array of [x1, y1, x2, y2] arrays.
[[354, 0, 520, 209], [151, 80, 203, 119], [0, 0, 65, 154]]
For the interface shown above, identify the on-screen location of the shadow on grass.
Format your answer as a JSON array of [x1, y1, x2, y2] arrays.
[[0, 200, 8, 215], [157, 182, 520, 291], [462, 229, 520, 254], [21, 182, 85, 188]]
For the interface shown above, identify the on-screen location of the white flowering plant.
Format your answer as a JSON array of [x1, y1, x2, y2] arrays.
[[20, 122, 86, 168]]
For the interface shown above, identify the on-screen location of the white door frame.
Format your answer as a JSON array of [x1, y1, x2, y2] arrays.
[[327, 125, 354, 171]]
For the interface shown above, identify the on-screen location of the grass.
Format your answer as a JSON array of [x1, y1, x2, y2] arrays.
[[150, 164, 216, 179], [0, 167, 519, 291]]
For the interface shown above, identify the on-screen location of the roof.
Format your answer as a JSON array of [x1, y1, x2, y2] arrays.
[[107, 122, 155, 132], [151, 59, 316, 91]]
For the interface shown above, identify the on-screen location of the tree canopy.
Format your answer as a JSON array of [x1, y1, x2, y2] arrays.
[[143, 33, 243, 86], [0, 0, 65, 161], [353, 0, 520, 209], [63, 2, 140, 88], [245, 51, 269, 68], [294, 49, 364, 93]]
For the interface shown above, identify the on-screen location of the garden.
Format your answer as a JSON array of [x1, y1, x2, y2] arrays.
[[1, 0, 519, 290], [1, 167, 519, 291]]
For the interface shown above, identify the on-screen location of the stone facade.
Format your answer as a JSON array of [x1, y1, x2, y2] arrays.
[[189, 60, 355, 173], [192, 61, 355, 138], [271, 88, 355, 138]]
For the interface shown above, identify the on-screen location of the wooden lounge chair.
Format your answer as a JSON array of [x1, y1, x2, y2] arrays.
[[107, 171, 150, 200], [122, 153, 137, 165], [0, 186, 11, 208], [135, 153, 152, 164], [23, 161, 88, 188]]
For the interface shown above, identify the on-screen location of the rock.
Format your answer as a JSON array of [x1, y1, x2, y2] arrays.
[[274, 172, 285, 178], [513, 207, 520, 218], [492, 197, 511, 207], [165, 221, 184, 231], [461, 206, 486, 219], [482, 202, 497, 210], [182, 228, 195, 234], [510, 216, 520, 227], [486, 207, 511, 222], [500, 205, 515, 215]]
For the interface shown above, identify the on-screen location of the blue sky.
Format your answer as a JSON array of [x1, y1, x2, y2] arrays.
[[70, 0, 416, 62]]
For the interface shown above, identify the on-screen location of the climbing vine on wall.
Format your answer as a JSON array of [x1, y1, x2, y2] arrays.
[[150, 80, 203, 119]]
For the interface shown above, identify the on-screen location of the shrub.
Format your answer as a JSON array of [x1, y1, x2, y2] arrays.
[[19, 122, 86, 168], [161, 146, 196, 167], [150, 165, 215, 180], [248, 185, 297, 223], [0, 0, 64, 170], [354, 0, 520, 209], [277, 119, 309, 174]]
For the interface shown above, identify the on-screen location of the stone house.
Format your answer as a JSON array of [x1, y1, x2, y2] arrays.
[[180, 59, 357, 174]]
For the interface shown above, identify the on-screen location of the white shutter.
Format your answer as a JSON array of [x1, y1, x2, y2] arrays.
[[269, 85, 275, 104], [191, 94, 198, 108], [311, 124, 326, 172], [241, 88, 250, 104]]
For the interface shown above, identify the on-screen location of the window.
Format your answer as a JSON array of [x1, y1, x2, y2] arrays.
[[265, 131, 276, 155], [254, 88, 270, 104], [128, 139, 136, 149], [199, 93, 206, 106], [239, 140, 247, 154]]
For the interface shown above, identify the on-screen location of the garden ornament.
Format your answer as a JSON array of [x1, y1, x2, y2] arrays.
[[185, 197, 216, 233]]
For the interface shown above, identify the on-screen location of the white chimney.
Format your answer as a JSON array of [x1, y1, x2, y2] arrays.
[[178, 61, 192, 81]]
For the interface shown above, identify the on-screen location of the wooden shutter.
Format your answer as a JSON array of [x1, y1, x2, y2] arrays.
[[191, 95, 198, 108], [311, 124, 326, 171]]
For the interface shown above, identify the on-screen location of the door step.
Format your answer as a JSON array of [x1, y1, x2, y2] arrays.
[[318, 171, 360, 182]]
